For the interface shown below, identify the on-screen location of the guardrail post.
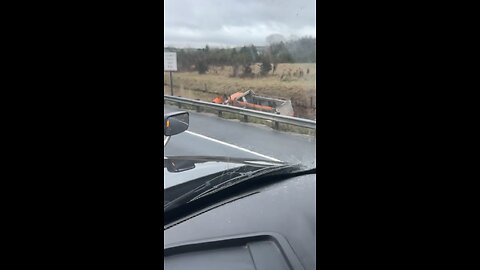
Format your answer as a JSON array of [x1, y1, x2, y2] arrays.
[[218, 111, 222, 117], [178, 102, 181, 109], [196, 106, 200, 112], [243, 115, 248, 122], [273, 121, 279, 130]]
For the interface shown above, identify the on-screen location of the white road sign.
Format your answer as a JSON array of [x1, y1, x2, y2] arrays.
[[164, 52, 177, 71]]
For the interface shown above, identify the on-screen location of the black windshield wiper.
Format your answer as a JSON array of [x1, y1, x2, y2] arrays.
[[164, 165, 315, 227], [164, 166, 252, 211], [164, 165, 314, 212], [188, 165, 302, 201], [193, 167, 316, 201], [164, 165, 291, 211]]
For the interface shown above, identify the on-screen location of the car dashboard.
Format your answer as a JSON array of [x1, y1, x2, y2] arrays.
[[164, 173, 316, 270]]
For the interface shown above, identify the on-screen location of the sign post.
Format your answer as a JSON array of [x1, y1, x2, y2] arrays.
[[164, 52, 178, 96], [169, 71, 173, 96]]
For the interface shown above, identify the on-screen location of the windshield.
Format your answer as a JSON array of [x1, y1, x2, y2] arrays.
[[164, 0, 316, 187]]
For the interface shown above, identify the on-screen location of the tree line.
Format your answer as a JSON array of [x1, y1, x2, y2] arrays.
[[165, 37, 315, 77]]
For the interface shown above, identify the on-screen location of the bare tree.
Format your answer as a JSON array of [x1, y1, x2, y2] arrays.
[[266, 34, 286, 45]]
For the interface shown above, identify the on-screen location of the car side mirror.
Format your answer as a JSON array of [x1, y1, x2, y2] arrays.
[[164, 111, 189, 136]]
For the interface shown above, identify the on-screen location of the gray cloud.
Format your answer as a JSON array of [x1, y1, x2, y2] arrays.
[[165, 0, 316, 48]]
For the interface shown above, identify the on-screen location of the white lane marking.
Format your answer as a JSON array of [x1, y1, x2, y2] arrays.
[[184, 131, 282, 162]]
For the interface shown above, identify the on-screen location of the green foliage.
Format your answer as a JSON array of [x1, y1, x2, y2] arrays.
[[286, 37, 316, 63], [241, 64, 254, 78], [166, 36, 315, 74], [197, 61, 208, 74], [260, 61, 272, 76]]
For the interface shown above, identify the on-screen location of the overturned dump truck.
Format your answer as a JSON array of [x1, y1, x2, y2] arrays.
[[212, 90, 294, 116]]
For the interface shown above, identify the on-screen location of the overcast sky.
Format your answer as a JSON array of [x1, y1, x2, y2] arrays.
[[165, 0, 316, 48]]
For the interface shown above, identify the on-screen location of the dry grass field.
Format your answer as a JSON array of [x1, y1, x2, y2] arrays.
[[164, 63, 316, 119]]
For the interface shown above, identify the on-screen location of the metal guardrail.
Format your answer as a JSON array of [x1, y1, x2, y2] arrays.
[[164, 95, 316, 131]]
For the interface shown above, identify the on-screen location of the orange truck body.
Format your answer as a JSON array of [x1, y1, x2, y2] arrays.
[[212, 90, 294, 116]]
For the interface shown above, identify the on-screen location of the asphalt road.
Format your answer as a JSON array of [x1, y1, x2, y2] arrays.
[[164, 104, 316, 167]]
